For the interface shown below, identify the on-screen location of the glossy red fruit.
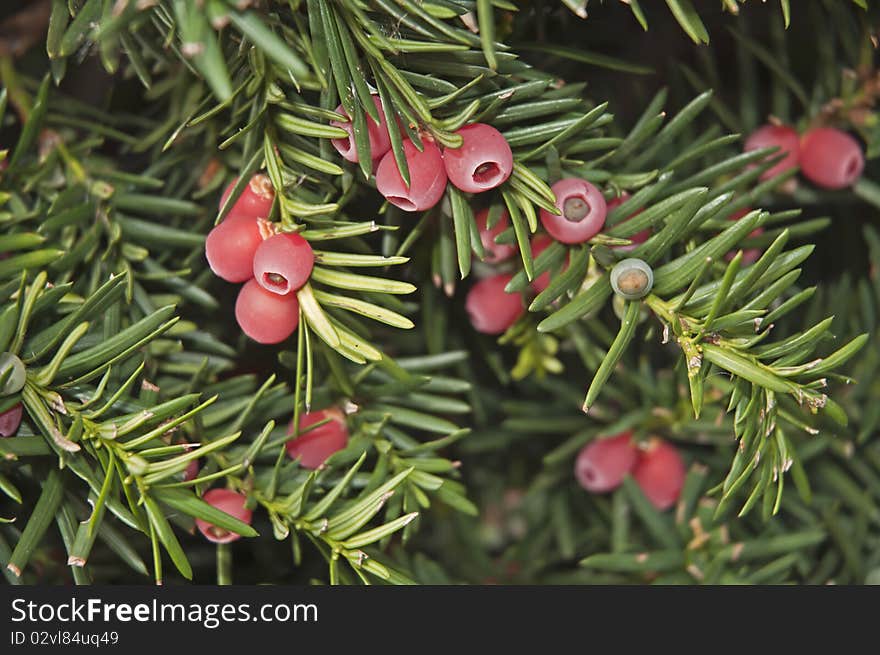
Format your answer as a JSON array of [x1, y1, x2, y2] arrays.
[[632, 438, 686, 510], [725, 208, 764, 265], [800, 127, 865, 190], [330, 96, 392, 163], [196, 489, 253, 544], [252, 233, 314, 295], [375, 139, 447, 212], [442, 123, 513, 193], [286, 408, 349, 469], [574, 431, 639, 493], [465, 273, 524, 335], [235, 279, 300, 344], [205, 213, 264, 283], [540, 178, 607, 244], [743, 124, 800, 181], [475, 208, 516, 263], [220, 174, 275, 218], [530, 234, 554, 295], [607, 193, 650, 251], [0, 403, 22, 437]]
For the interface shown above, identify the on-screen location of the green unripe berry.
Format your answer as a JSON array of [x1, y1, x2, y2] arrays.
[[0, 352, 26, 396], [610, 258, 653, 300]]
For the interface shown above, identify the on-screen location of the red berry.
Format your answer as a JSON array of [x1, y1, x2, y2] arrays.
[[252, 232, 314, 295], [608, 193, 650, 251], [800, 127, 865, 190], [0, 403, 23, 437], [286, 408, 349, 469], [442, 123, 513, 193], [177, 443, 201, 481], [220, 174, 275, 218], [475, 208, 516, 263], [606, 195, 629, 210], [574, 431, 639, 493], [743, 124, 800, 181], [632, 438, 686, 510], [540, 178, 607, 244], [183, 459, 200, 482], [465, 273, 524, 335], [196, 489, 253, 544], [530, 234, 554, 294], [375, 139, 447, 212], [725, 208, 764, 265], [331, 96, 392, 163], [235, 278, 300, 344], [205, 213, 264, 283]]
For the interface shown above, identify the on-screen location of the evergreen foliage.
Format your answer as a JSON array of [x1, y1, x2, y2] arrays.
[[0, 0, 877, 585]]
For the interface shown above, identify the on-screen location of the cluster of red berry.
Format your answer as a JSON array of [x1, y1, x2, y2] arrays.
[[463, 122, 867, 338], [331, 104, 664, 336], [197, 408, 350, 543], [720, 123, 865, 267], [744, 123, 865, 189], [465, 177, 653, 335], [574, 431, 686, 510], [465, 207, 537, 334], [331, 95, 513, 211], [205, 175, 315, 344]]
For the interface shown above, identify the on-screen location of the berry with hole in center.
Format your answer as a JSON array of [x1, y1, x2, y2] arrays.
[[219, 174, 275, 218], [574, 431, 639, 493], [375, 139, 447, 212], [475, 208, 516, 263], [286, 408, 349, 469], [442, 123, 513, 193], [743, 124, 800, 181], [234, 279, 300, 344], [196, 488, 253, 544], [0, 403, 22, 437], [632, 438, 686, 510], [540, 178, 607, 244], [205, 213, 264, 283], [465, 273, 524, 335], [253, 232, 314, 295], [330, 95, 392, 163], [800, 126, 865, 190]]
